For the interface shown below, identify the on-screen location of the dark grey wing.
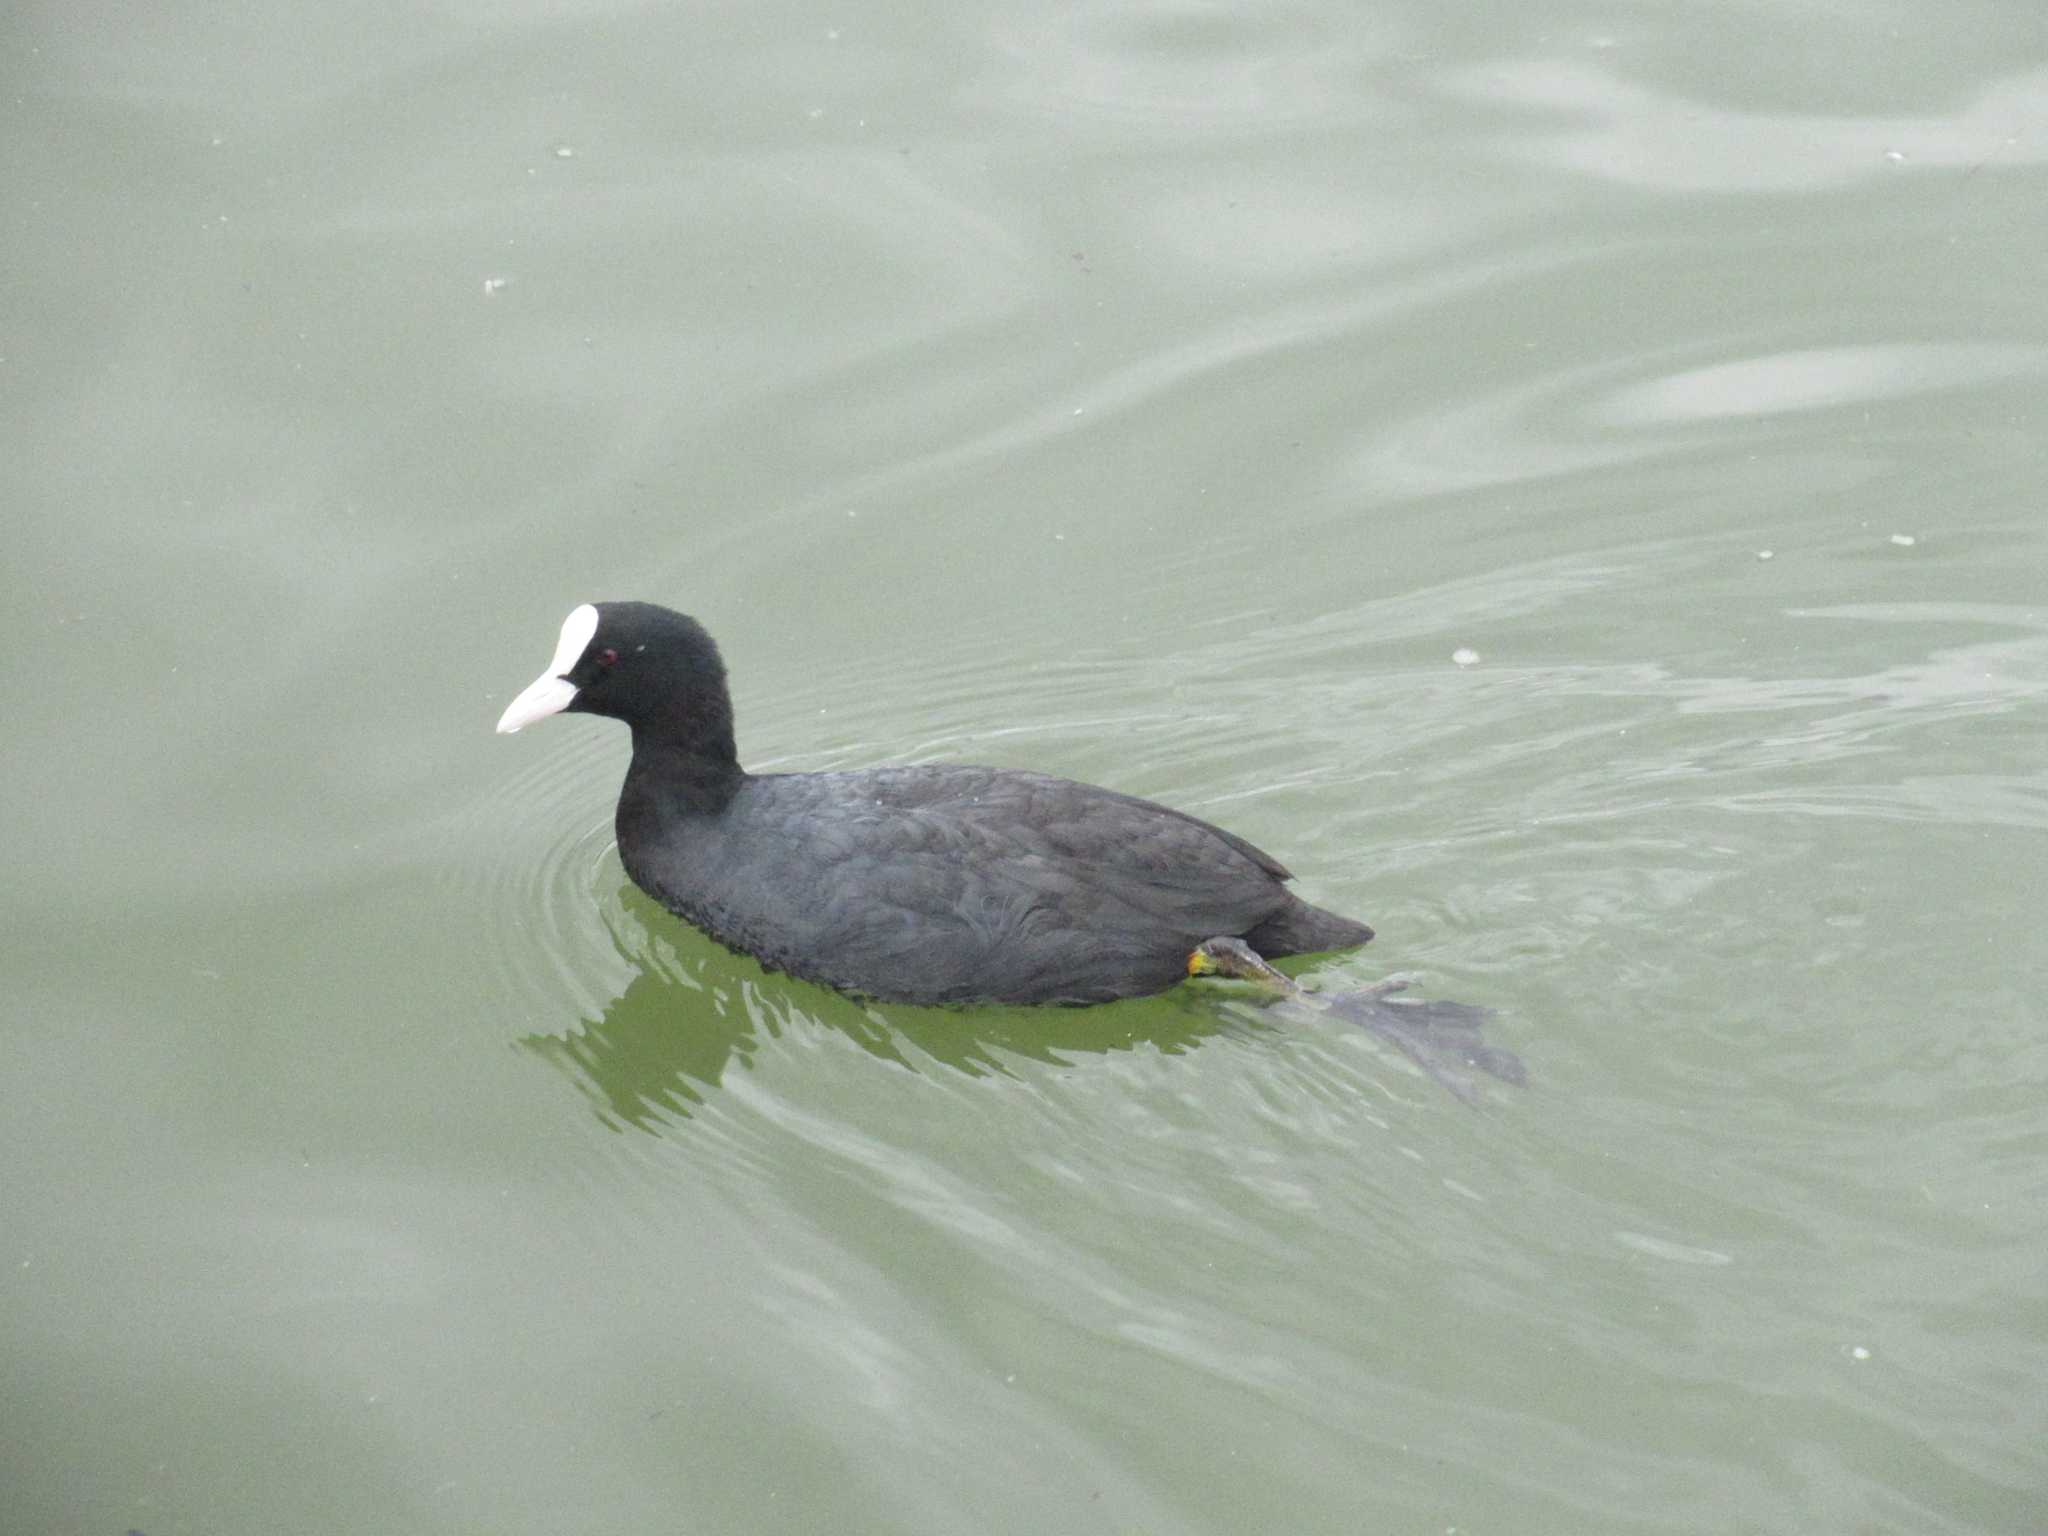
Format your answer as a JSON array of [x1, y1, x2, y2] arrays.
[[705, 766, 1300, 1004]]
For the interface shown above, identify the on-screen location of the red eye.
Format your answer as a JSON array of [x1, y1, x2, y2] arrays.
[[596, 647, 619, 668]]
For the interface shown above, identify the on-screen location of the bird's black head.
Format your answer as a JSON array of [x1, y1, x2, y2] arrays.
[[497, 601, 738, 766]]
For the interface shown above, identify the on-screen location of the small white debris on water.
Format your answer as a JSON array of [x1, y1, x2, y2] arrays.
[[1890, 533, 1916, 546], [1756, 549, 1774, 561], [1849, 1345, 1871, 1360], [1452, 647, 1480, 667], [1883, 149, 1907, 163], [553, 144, 575, 158], [483, 277, 508, 295]]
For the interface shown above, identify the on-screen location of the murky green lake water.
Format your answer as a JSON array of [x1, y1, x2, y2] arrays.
[[6, 2, 2046, 1531]]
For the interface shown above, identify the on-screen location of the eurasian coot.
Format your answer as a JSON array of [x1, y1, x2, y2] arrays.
[[497, 602, 1374, 1006]]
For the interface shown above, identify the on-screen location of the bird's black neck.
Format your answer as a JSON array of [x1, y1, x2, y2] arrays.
[[623, 728, 747, 818]]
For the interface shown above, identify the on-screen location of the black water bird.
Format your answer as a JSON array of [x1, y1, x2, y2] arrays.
[[497, 602, 1374, 1005]]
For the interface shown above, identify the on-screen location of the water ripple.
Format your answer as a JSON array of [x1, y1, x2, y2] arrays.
[[979, 1, 1394, 137], [1451, 59, 2048, 192], [445, 728, 632, 1028]]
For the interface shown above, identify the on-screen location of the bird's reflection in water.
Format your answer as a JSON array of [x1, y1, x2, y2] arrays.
[[520, 890, 1523, 1130]]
